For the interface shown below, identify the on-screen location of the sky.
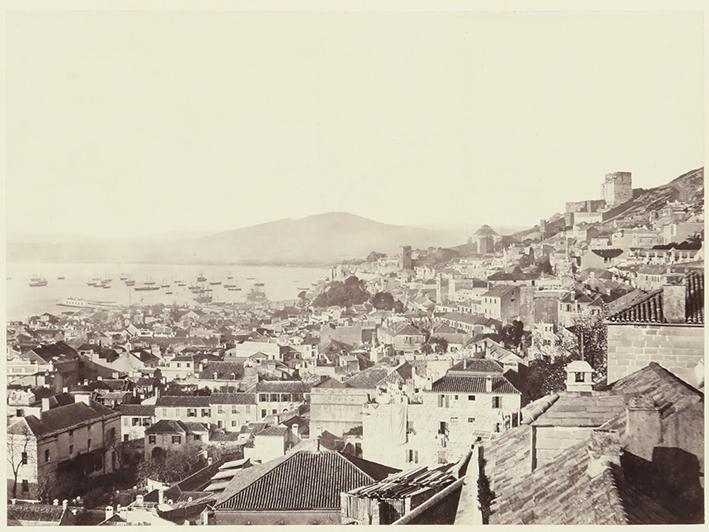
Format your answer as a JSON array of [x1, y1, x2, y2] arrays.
[[5, 10, 704, 237]]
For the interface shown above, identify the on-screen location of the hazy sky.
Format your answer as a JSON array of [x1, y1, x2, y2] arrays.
[[6, 10, 704, 237]]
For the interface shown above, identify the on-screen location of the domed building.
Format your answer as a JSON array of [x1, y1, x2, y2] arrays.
[[474, 225, 500, 254]]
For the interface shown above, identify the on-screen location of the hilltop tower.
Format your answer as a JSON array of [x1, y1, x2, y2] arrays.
[[400, 245, 413, 270], [602, 171, 633, 207]]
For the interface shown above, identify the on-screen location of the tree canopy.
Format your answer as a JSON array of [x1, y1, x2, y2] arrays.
[[312, 275, 370, 308]]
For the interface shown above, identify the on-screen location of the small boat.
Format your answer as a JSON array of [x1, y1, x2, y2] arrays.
[[197, 272, 207, 282], [29, 276, 48, 287], [119, 275, 128, 281], [209, 281, 222, 286], [144, 281, 156, 286], [166, 291, 173, 295], [57, 276, 66, 280], [161, 284, 170, 289], [254, 282, 265, 287], [227, 275, 234, 280], [125, 280, 136, 287], [246, 277, 255, 280], [135, 285, 160, 292]]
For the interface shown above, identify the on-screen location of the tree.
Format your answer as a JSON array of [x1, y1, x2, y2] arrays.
[[428, 336, 449, 354], [523, 355, 570, 403], [7, 421, 34, 499], [136, 444, 207, 486], [570, 313, 608, 384], [312, 275, 370, 308], [370, 292, 395, 311], [366, 251, 386, 262], [501, 320, 524, 348]]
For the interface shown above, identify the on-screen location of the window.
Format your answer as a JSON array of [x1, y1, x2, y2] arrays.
[[176, 362, 181, 368], [217, 406, 224, 414], [69, 429, 74, 438], [132, 417, 141, 426], [201, 409, 211, 417], [69, 444, 74, 456], [272, 409, 277, 415], [231, 420, 237, 427], [468, 417, 475, 423], [22, 480, 29, 493], [88, 438, 92, 448], [16, 409, 24, 417], [21, 452, 28, 465], [270, 394, 279, 402], [575, 372, 584, 383], [187, 409, 197, 417], [261, 409, 267, 418], [124, 435, 130, 442], [492, 396, 501, 409], [454, 395, 459, 400], [45, 449, 50, 462], [148, 435, 156, 444], [406, 449, 419, 464], [172, 436, 182, 444], [259, 394, 268, 402], [231, 406, 237, 414], [468, 395, 476, 401], [193, 434, 201, 441]]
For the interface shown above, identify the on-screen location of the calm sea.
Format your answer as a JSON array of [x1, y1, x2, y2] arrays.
[[6, 261, 330, 322]]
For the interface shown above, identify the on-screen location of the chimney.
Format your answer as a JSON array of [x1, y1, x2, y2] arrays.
[[586, 429, 622, 478], [485, 375, 492, 393], [157, 489, 164, 505], [97, 376, 103, 381], [105, 506, 114, 521], [136, 494, 144, 506], [291, 424, 299, 438], [62, 499, 68, 510], [41, 398, 51, 412], [207, 457, 213, 466], [624, 394, 661, 462], [53, 499, 59, 506], [75, 393, 91, 406], [62, 387, 69, 393], [663, 282, 686, 323]]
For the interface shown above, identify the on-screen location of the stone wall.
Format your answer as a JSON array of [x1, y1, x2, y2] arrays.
[[607, 324, 704, 386]]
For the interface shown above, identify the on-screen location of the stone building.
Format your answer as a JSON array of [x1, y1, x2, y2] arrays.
[[602, 171, 633, 207], [605, 271, 703, 387]]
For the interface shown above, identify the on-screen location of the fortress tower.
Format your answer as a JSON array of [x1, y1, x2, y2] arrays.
[[602, 171, 633, 207]]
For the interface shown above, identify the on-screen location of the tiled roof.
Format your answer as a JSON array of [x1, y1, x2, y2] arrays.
[[7, 503, 66, 524], [12, 400, 118, 438], [198, 361, 244, 380], [344, 368, 391, 389], [32, 341, 78, 362], [530, 395, 626, 427], [431, 375, 519, 395], [448, 359, 504, 374], [606, 271, 703, 324], [119, 404, 156, 416], [209, 393, 256, 405], [253, 381, 311, 393], [482, 285, 518, 298], [256, 425, 288, 437], [487, 435, 675, 524], [145, 419, 187, 435], [215, 451, 394, 511], [605, 362, 703, 420], [488, 271, 539, 281], [156, 395, 211, 407]]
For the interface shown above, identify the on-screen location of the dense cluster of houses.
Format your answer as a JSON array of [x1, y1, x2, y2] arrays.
[[5, 177, 705, 525]]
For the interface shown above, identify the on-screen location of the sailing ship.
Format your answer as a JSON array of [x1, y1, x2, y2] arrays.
[[29, 276, 48, 287]]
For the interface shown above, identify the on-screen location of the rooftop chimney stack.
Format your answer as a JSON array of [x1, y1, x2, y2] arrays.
[[586, 429, 622, 478], [105, 506, 114, 521], [624, 394, 661, 462], [663, 280, 686, 324], [485, 375, 493, 393], [41, 398, 51, 412]]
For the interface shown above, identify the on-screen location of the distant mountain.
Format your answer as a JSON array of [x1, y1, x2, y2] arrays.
[[8, 212, 469, 265], [188, 212, 467, 264]]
